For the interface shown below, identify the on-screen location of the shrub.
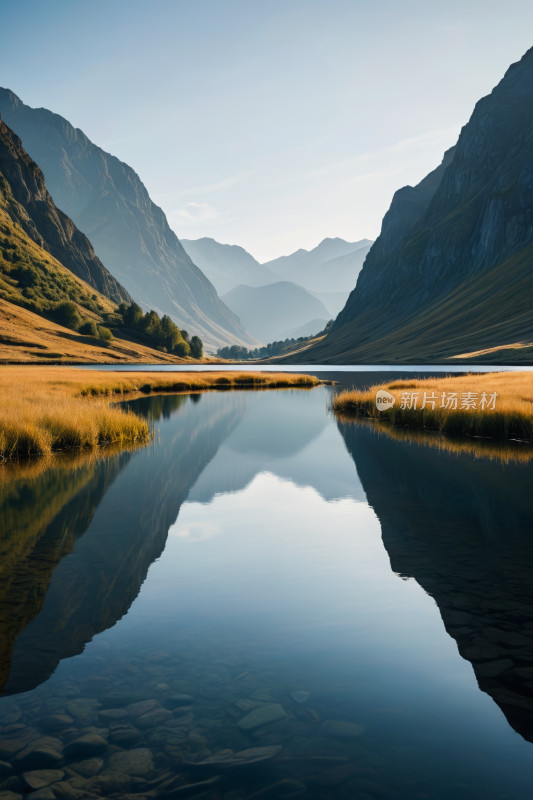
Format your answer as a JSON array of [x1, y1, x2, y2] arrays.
[[174, 340, 191, 357], [79, 320, 99, 337], [51, 300, 82, 331], [97, 326, 113, 342]]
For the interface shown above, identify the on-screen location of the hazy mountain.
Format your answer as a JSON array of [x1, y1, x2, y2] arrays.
[[181, 237, 277, 295], [264, 237, 372, 273], [307, 290, 350, 318], [279, 318, 330, 339], [0, 89, 255, 349], [221, 281, 330, 342], [281, 47, 533, 364], [0, 115, 130, 305], [286, 243, 373, 293]]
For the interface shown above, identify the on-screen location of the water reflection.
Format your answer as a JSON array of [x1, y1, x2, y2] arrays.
[[338, 418, 533, 743], [1, 393, 246, 696], [2, 388, 533, 799]]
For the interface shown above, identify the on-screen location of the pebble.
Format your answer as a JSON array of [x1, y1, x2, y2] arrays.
[[22, 770, 65, 790], [237, 704, 288, 731], [97, 708, 128, 721], [41, 715, 73, 732], [166, 695, 194, 709], [107, 748, 154, 776], [126, 699, 160, 719], [14, 741, 63, 771], [68, 758, 103, 778], [65, 699, 101, 718], [63, 733, 108, 760], [136, 708, 173, 728], [0, 793, 22, 800]]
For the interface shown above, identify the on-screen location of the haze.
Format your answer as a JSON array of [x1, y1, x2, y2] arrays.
[[1, 0, 532, 261]]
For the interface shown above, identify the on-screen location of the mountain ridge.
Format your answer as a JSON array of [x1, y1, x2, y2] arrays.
[[279, 46, 533, 364], [0, 89, 256, 349]]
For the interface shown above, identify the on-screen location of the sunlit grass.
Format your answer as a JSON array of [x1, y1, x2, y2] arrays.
[[332, 371, 533, 442], [0, 367, 321, 459]]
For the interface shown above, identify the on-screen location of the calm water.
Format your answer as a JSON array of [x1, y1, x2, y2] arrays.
[[2, 384, 533, 799]]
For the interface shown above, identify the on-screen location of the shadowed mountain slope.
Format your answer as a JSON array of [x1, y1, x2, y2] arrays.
[[339, 420, 533, 743], [0, 116, 130, 305], [0, 89, 255, 350], [221, 281, 330, 342], [282, 46, 533, 364], [181, 237, 277, 295]]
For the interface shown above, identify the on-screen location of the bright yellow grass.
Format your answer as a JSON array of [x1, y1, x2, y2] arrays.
[[0, 366, 320, 459], [332, 371, 533, 441]]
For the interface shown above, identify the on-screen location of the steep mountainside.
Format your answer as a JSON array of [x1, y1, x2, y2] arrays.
[[0, 116, 130, 305], [282, 47, 533, 364], [0, 89, 255, 349], [263, 237, 373, 276], [221, 281, 330, 342], [181, 237, 277, 294]]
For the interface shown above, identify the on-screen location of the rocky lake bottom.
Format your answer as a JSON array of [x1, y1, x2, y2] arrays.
[[2, 382, 533, 799]]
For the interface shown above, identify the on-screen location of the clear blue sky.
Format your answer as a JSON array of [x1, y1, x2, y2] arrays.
[[1, 0, 532, 261]]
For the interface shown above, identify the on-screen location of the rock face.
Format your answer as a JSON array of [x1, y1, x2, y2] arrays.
[[338, 419, 533, 743], [283, 46, 533, 364], [0, 116, 130, 305], [0, 90, 256, 350]]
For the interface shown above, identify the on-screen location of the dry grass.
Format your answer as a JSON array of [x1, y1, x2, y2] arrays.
[[332, 371, 533, 442], [0, 366, 320, 459]]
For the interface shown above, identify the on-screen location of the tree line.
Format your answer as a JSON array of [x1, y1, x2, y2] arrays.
[[216, 320, 333, 360], [116, 303, 203, 358]]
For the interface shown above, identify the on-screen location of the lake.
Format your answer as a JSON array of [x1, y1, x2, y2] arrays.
[[2, 379, 533, 800]]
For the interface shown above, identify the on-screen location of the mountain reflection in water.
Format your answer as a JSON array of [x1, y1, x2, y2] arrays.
[[1, 386, 533, 799]]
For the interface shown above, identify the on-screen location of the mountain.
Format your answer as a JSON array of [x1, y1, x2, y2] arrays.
[[264, 237, 372, 273], [0, 115, 130, 305], [279, 318, 330, 339], [181, 237, 277, 295], [281, 47, 533, 364], [221, 281, 330, 342], [307, 290, 350, 318], [0, 89, 256, 350], [280, 241, 373, 293]]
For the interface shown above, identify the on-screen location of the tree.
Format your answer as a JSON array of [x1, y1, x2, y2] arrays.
[[180, 329, 190, 343], [123, 302, 144, 328], [190, 335, 203, 359]]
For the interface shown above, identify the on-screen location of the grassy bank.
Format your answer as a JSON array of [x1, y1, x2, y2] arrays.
[[0, 366, 320, 459], [332, 371, 533, 442]]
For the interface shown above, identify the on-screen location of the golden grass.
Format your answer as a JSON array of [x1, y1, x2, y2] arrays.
[[332, 371, 533, 442], [0, 366, 320, 459]]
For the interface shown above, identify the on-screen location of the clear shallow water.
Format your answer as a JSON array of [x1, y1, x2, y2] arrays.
[[2, 385, 533, 799]]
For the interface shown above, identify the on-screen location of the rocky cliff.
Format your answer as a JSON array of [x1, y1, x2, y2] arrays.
[[282, 46, 533, 364], [0, 117, 131, 305], [0, 90, 256, 349]]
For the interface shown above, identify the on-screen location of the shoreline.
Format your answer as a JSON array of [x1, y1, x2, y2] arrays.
[[0, 367, 321, 460]]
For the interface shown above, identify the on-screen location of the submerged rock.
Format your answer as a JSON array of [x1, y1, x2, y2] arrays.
[[237, 704, 288, 731], [107, 748, 154, 776], [68, 758, 103, 778], [97, 708, 128, 722], [290, 692, 309, 704], [321, 720, 364, 739], [63, 733, 107, 760], [22, 770, 65, 790]]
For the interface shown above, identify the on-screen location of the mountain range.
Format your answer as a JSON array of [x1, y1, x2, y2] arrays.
[[280, 46, 533, 364], [0, 89, 255, 350], [221, 282, 331, 343], [181, 238, 277, 295]]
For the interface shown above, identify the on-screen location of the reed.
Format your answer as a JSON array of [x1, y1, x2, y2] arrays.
[[0, 366, 320, 459], [332, 371, 533, 442]]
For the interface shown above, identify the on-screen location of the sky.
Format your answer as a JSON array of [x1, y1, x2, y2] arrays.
[[1, 0, 533, 262]]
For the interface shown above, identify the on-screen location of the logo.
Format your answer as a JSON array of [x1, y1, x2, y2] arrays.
[[375, 389, 396, 410]]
